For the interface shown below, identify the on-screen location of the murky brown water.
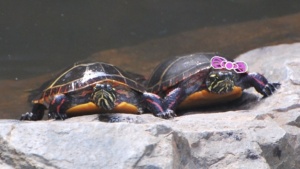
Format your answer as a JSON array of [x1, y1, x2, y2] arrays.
[[1, 1, 300, 119]]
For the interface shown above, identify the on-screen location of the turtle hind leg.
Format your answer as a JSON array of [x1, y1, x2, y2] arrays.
[[143, 92, 176, 119], [238, 73, 281, 97], [20, 103, 46, 121], [91, 84, 116, 111], [48, 94, 70, 120]]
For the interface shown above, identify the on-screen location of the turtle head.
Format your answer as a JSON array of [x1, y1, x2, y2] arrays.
[[92, 84, 116, 111], [205, 70, 236, 94]]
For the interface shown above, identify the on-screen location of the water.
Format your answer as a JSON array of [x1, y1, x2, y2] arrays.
[[1, 0, 300, 119]]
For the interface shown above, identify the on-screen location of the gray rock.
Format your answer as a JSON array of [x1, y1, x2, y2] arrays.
[[1, 43, 300, 169]]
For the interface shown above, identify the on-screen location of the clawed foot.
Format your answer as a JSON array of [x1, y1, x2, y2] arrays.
[[262, 82, 281, 98], [20, 112, 36, 121], [20, 104, 46, 121], [92, 84, 116, 110], [155, 109, 176, 119], [48, 112, 68, 120]]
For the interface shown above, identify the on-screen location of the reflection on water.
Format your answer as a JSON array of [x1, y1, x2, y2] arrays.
[[1, 0, 300, 119]]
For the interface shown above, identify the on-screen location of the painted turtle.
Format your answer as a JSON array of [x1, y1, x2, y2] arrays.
[[147, 53, 281, 118], [20, 62, 169, 121]]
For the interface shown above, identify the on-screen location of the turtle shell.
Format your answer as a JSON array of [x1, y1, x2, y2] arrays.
[[42, 62, 145, 98], [147, 53, 214, 93]]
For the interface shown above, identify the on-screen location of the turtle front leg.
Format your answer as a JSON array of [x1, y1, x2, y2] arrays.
[[48, 94, 70, 120], [91, 84, 117, 111], [143, 92, 176, 119], [20, 103, 46, 121], [237, 73, 281, 97]]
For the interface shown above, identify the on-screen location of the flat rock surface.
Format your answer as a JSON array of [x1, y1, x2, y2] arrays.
[[1, 43, 300, 169]]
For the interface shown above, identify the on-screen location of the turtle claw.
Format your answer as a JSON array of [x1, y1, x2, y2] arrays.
[[20, 112, 34, 121], [155, 109, 177, 119], [48, 112, 68, 120], [20, 104, 46, 121], [262, 82, 281, 98]]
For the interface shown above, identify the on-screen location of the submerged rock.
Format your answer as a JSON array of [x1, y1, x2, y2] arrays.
[[1, 43, 300, 169]]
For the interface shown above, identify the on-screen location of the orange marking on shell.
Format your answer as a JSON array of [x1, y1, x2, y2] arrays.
[[178, 86, 243, 110], [66, 102, 139, 117], [77, 89, 93, 97]]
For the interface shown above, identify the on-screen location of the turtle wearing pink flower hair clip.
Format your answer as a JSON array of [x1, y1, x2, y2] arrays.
[[146, 53, 281, 118]]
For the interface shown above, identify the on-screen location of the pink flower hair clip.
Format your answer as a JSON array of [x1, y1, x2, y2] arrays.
[[210, 56, 248, 73]]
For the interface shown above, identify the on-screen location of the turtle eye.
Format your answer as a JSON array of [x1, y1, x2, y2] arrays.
[[228, 71, 238, 82], [209, 74, 217, 78]]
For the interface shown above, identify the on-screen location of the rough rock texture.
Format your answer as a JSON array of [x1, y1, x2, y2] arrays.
[[1, 43, 300, 169]]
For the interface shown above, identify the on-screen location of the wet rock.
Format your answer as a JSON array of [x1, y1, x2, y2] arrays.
[[1, 43, 300, 169]]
